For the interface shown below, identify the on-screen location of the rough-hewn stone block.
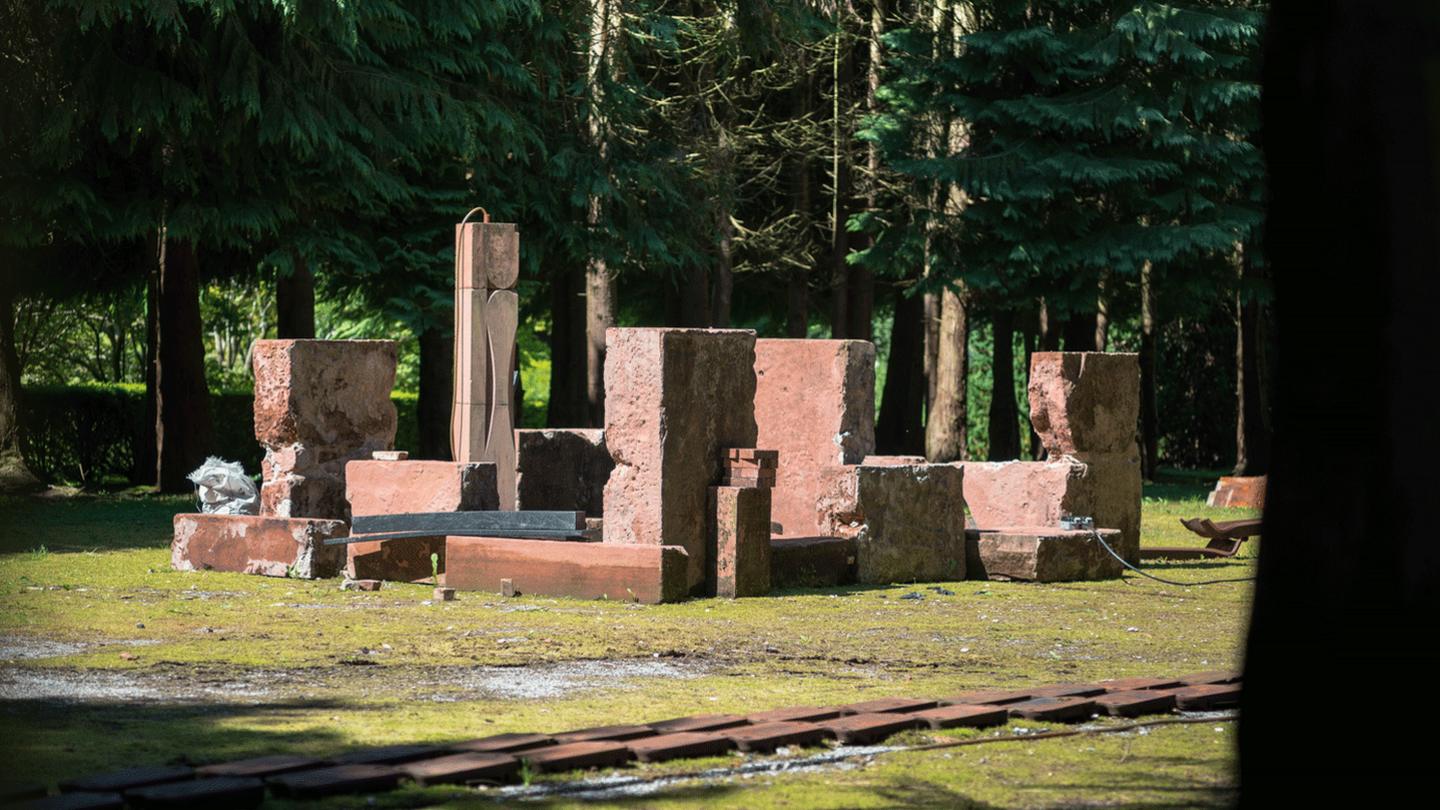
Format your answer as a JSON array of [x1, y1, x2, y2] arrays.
[[960, 453, 1142, 563], [819, 463, 967, 583], [964, 527, 1123, 582], [516, 429, 613, 516], [1208, 475, 1266, 509], [754, 339, 875, 537], [707, 486, 772, 597], [602, 328, 758, 591], [770, 536, 856, 588], [1028, 352, 1140, 456], [444, 536, 690, 603], [172, 514, 347, 579]]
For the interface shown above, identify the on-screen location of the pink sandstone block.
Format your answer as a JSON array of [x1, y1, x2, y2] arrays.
[[708, 486, 773, 597], [1028, 352, 1140, 456], [818, 462, 967, 583], [343, 459, 498, 582], [172, 514, 347, 579], [960, 454, 1142, 564], [965, 526, 1123, 582], [444, 536, 690, 603], [754, 339, 876, 537], [252, 339, 398, 520], [516, 429, 613, 516], [1208, 475, 1266, 509], [602, 328, 758, 592]]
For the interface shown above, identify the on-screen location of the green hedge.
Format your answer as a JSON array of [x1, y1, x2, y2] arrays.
[[19, 385, 419, 487]]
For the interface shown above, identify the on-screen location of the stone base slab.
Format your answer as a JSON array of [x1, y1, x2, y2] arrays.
[[444, 536, 690, 603], [964, 527, 1124, 582], [769, 537, 857, 589], [172, 514, 348, 579]]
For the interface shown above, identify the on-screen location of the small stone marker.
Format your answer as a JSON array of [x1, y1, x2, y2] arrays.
[[124, 776, 264, 808], [1092, 690, 1178, 717], [647, 714, 748, 734], [626, 732, 733, 763], [433, 587, 456, 602], [500, 578, 517, 597], [1006, 697, 1097, 722], [839, 697, 938, 715], [398, 753, 518, 787], [195, 754, 322, 778], [59, 765, 193, 794], [817, 713, 921, 745], [725, 721, 827, 753], [909, 704, 1010, 729], [452, 733, 555, 754], [520, 741, 631, 773], [267, 764, 402, 799], [551, 724, 655, 744]]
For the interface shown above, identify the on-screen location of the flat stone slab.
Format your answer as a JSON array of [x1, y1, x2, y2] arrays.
[[626, 732, 734, 763], [444, 536, 690, 603], [745, 706, 843, 724], [647, 714, 748, 734], [195, 754, 322, 778], [398, 753, 519, 786], [770, 537, 856, 589], [1100, 677, 1184, 692], [1177, 670, 1242, 685], [172, 514, 347, 579], [551, 724, 656, 744], [725, 721, 828, 752], [60, 765, 193, 794], [329, 744, 449, 765], [519, 741, 631, 773], [1006, 697, 1097, 722], [516, 429, 613, 516], [1027, 683, 1106, 699], [1171, 684, 1242, 710], [266, 764, 401, 798], [940, 689, 1034, 706], [840, 697, 938, 715], [452, 733, 555, 754], [965, 527, 1123, 582], [1093, 690, 1178, 717], [124, 776, 264, 809], [909, 705, 1010, 729], [817, 713, 920, 745]]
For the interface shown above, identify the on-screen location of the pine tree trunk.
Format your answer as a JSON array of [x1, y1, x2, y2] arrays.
[[1023, 316, 1042, 459], [1234, 245, 1270, 475], [584, 0, 616, 429], [1095, 271, 1111, 351], [714, 207, 733, 327], [987, 308, 1021, 460], [135, 245, 159, 485], [155, 239, 213, 492], [548, 264, 588, 427], [875, 287, 925, 454], [276, 258, 316, 339], [1139, 262, 1160, 479], [923, 291, 940, 412], [786, 270, 809, 337], [0, 276, 42, 493], [416, 325, 452, 460], [585, 254, 611, 429], [924, 285, 967, 461], [1037, 298, 1061, 351], [680, 266, 711, 327], [828, 7, 851, 339]]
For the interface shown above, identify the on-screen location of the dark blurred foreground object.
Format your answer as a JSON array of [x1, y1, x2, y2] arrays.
[[1242, 2, 1440, 805]]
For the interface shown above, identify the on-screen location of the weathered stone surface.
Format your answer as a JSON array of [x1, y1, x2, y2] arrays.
[[343, 459, 497, 583], [960, 452, 1142, 563], [172, 514, 347, 579], [770, 536, 856, 588], [819, 463, 967, 584], [445, 536, 691, 603], [252, 339, 398, 520], [603, 328, 758, 591], [754, 339, 875, 537], [707, 486, 772, 597], [964, 527, 1123, 582], [1028, 352, 1140, 456], [516, 429, 613, 516], [1208, 475, 1266, 509]]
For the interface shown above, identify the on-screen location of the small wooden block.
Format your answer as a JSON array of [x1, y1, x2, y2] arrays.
[[500, 578, 517, 597], [745, 706, 842, 724], [1176, 670, 1242, 686], [551, 724, 655, 744], [520, 741, 631, 773], [940, 689, 1034, 706], [909, 704, 1010, 729], [648, 714, 748, 734], [60, 766, 193, 794], [124, 776, 264, 809], [627, 732, 734, 763], [330, 744, 450, 765], [452, 733, 554, 754], [1171, 683, 1242, 710], [725, 721, 827, 752], [1007, 697, 1097, 722], [196, 754, 322, 778], [371, 450, 409, 461], [17, 794, 125, 810], [817, 712, 921, 745], [398, 753, 518, 787], [1099, 677, 1184, 692], [1093, 690, 1178, 717], [1028, 683, 1107, 699], [266, 764, 402, 798], [840, 697, 939, 716]]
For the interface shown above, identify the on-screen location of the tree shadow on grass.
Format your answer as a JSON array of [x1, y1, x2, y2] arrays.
[[0, 493, 188, 554]]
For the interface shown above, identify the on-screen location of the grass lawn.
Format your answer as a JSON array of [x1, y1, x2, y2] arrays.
[[0, 472, 1257, 808]]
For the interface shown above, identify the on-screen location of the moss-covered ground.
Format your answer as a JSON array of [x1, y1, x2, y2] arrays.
[[0, 471, 1256, 808]]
